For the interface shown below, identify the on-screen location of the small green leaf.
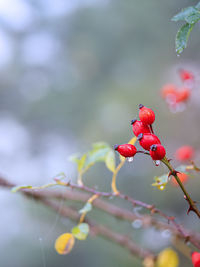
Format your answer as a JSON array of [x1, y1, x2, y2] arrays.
[[105, 150, 116, 173], [152, 174, 169, 191], [86, 147, 110, 165], [92, 142, 108, 150], [175, 23, 194, 54], [77, 154, 87, 172], [79, 203, 92, 214], [69, 154, 81, 164], [72, 223, 89, 240], [11, 185, 32, 193], [185, 11, 200, 24], [69, 153, 87, 172], [172, 6, 198, 22]]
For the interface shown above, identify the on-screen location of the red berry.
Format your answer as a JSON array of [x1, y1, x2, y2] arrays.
[[171, 172, 188, 187], [176, 88, 191, 103], [161, 83, 177, 99], [192, 252, 200, 267], [131, 119, 151, 136], [179, 69, 194, 81], [150, 144, 166, 160], [139, 104, 155, 125], [138, 133, 161, 151], [175, 145, 194, 162], [114, 144, 137, 158]]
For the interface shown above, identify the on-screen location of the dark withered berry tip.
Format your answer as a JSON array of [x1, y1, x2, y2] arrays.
[[150, 144, 157, 151], [139, 104, 144, 109], [137, 133, 143, 140], [131, 119, 137, 125], [114, 144, 119, 150]]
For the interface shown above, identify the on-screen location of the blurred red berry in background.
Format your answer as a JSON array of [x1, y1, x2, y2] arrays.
[[175, 146, 194, 162], [171, 172, 188, 187]]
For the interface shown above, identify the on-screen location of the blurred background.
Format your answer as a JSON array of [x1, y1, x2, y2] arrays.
[[0, 0, 200, 266]]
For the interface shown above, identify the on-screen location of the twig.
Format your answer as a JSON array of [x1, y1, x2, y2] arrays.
[[0, 176, 200, 249], [162, 157, 200, 218], [40, 198, 156, 261]]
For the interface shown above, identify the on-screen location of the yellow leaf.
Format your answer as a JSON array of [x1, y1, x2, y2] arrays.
[[54, 233, 75, 255], [157, 248, 179, 267], [105, 150, 116, 172]]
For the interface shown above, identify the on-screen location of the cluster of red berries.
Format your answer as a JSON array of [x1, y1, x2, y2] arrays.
[[192, 251, 200, 267], [114, 105, 166, 163], [161, 69, 195, 112]]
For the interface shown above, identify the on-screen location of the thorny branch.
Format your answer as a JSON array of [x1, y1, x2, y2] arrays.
[[0, 176, 200, 251], [0, 177, 155, 261]]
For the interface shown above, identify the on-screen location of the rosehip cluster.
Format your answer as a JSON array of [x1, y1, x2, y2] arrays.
[[161, 69, 195, 113], [192, 251, 200, 267], [114, 105, 166, 164]]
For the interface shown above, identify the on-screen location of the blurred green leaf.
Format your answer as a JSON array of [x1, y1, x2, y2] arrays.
[[105, 150, 116, 173], [70, 142, 115, 174], [11, 185, 32, 193], [152, 174, 169, 190], [72, 223, 89, 240], [92, 142, 109, 150], [172, 6, 199, 22], [79, 203, 92, 214], [175, 23, 194, 54], [185, 11, 200, 24]]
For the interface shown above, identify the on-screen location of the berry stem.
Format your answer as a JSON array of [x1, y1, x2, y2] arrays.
[[162, 157, 200, 219], [137, 151, 150, 156], [111, 136, 137, 195], [150, 124, 154, 134], [111, 159, 124, 195]]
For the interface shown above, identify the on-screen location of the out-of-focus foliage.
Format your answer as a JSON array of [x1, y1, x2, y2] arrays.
[[172, 1, 200, 53]]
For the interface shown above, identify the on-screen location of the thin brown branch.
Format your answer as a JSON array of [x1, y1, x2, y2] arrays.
[[40, 198, 156, 261], [0, 176, 200, 249], [162, 157, 200, 218]]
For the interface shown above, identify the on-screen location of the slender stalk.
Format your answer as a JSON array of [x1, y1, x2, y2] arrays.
[[79, 194, 99, 223], [162, 157, 200, 218], [111, 159, 125, 194]]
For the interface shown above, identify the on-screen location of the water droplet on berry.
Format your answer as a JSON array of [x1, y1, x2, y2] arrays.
[[132, 219, 143, 229], [155, 160, 160, 166], [127, 157, 134, 162]]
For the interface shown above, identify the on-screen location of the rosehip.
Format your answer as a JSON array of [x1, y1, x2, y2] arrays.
[[161, 83, 177, 99], [171, 172, 188, 187], [137, 133, 161, 151], [192, 252, 200, 267], [139, 104, 155, 125], [175, 145, 194, 162], [150, 144, 166, 160], [114, 144, 137, 158], [131, 119, 151, 136], [179, 69, 194, 81], [176, 88, 191, 103]]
